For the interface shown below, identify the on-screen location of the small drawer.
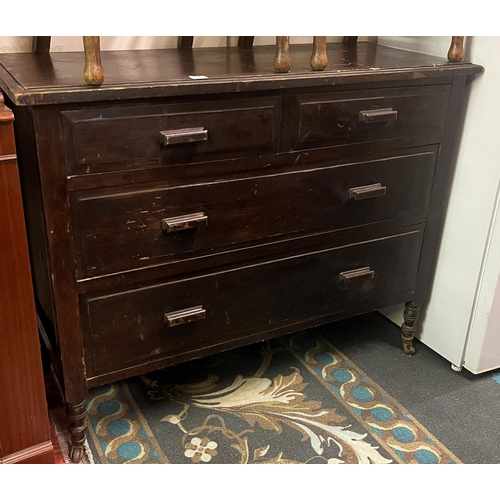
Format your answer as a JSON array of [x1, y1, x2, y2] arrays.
[[292, 85, 450, 150], [82, 227, 424, 377], [61, 96, 281, 175], [71, 147, 437, 278]]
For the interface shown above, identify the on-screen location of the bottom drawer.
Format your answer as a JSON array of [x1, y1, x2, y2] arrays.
[[82, 227, 423, 378]]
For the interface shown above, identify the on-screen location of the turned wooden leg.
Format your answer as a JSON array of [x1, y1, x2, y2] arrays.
[[83, 36, 104, 85], [401, 301, 420, 355], [66, 401, 88, 463], [274, 36, 291, 73], [311, 36, 328, 71], [448, 36, 465, 62]]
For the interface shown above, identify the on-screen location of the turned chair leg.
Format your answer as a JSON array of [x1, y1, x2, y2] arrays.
[[311, 36, 328, 71], [401, 301, 420, 355], [448, 36, 465, 62], [274, 36, 291, 73], [66, 401, 88, 463], [83, 36, 105, 85]]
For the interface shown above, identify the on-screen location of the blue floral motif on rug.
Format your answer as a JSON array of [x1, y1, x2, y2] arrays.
[[85, 330, 461, 464]]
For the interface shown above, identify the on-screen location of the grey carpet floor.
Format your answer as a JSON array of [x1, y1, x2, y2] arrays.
[[318, 312, 500, 464]]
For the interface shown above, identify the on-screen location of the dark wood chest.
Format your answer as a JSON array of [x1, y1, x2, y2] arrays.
[[0, 42, 482, 461]]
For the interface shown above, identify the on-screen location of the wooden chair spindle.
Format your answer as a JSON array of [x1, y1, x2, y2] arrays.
[[273, 36, 291, 73], [448, 36, 465, 62], [310, 36, 328, 70], [83, 36, 104, 86]]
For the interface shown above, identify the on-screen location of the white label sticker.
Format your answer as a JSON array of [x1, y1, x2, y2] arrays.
[[188, 75, 209, 80]]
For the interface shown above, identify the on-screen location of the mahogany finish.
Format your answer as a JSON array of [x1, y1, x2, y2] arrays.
[[0, 42, 482, 462], [0, 95, 54, 464]]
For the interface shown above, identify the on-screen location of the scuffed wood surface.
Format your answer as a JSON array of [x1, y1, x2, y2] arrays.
[[0, 43, 482, 106]]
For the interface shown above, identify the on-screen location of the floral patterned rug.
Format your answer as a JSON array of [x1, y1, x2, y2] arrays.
[[85, 328, 461, 464]]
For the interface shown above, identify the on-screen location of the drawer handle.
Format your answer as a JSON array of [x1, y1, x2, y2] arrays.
[[161, 212, 208, 233], [164, 306, 206, 327], [359, 108, 398, 123], [349, 183, 387, 201], [340, 267, 375, 283], [159, 127, 208, 146]]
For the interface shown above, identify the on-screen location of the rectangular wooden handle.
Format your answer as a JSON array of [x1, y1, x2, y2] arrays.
[[359, 108, 398, 123], [159, 127, 208, 146], [161, 212, 208, 233], [339, 267, 375, 283], [164, 306, 206, 327], [349, 183, 387, 201]]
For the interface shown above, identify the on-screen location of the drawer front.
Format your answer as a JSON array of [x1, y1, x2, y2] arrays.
[[62, 97, 281, 175], [82, 228, 423, 377], [292, 85, 450, 150], [71, 147, 436, 278]]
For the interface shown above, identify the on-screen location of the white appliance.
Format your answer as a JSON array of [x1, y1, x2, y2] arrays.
[[379, 36, 500, 374]]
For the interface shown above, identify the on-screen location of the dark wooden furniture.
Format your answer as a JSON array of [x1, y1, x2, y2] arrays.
[[0, 42, 482, 462], [32, 37, 466, 85], [32, 36, 258, 85], [0, 95, 54, 464]]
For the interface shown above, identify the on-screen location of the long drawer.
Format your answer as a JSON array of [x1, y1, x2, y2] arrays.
[[82, 227, 424, 378], [71, 147, 437, 278], [61, 96, 281, 175], [292, 85, 450, 150]]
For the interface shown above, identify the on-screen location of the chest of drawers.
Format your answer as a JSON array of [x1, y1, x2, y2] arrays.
[[0, 42, 482, 462]]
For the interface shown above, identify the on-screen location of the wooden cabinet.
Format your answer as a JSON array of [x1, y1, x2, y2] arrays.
[[0, 95, 54, 464], [0, 42, 482, 462]]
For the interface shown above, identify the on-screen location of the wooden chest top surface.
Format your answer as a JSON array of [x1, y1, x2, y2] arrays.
[[0, 42, 482, 106]]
